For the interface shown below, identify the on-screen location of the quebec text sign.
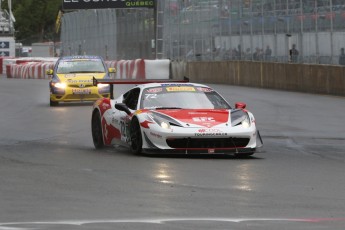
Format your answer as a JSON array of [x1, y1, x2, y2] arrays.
[[62, 0, 155, 10]]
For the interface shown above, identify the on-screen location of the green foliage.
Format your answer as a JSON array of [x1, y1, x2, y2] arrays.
[[12, 0, 62, 45]]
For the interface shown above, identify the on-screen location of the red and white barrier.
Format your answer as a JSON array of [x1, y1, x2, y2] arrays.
[[2, 57, 58, 76], [5, 58, 170, 80], [106, 59, 145, 79], [105, 59, 170, 80], [6, 60, 56, 79]]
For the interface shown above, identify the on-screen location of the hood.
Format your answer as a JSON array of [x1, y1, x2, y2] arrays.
[[56, 73, 106, 86], [155, 109, 230, 128]]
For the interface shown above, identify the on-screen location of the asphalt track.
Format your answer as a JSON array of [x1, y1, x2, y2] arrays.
[[0, 76, 345, 230]]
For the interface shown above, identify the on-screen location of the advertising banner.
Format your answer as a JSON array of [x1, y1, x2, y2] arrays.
[[62, 0, 155, 10]]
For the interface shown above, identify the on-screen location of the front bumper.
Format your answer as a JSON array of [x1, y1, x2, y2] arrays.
[[50, 86, 110, 102], [142, 146, 256, 155], [141, 125, 263, 155]]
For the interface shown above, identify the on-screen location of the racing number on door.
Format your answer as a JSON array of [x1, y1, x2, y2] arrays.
[[120, 120, 130, 143]]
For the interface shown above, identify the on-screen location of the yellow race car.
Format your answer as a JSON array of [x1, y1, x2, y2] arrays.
[[47, 56, 116, 106]]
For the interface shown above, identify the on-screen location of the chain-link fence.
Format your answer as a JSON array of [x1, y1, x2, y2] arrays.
[[61, 0, 345, 65]]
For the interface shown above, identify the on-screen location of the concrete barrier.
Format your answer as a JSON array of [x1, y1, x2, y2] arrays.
[[173, 61, 345, 97]]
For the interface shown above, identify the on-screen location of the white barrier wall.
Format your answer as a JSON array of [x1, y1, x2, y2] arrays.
[[144, 59, 170, 79]]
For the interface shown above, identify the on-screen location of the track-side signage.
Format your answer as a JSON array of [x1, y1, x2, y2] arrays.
[[0, 42, 9, 49], [62, 0, 155, 10], [0, 51, 9, 56]]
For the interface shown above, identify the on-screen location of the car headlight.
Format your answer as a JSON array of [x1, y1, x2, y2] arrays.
[[231, 110, 251, 128], [160, 121, 171, 129], [148, 111, 182, 129], [98, 83, 109, 88], [52, 82, 67, 89]]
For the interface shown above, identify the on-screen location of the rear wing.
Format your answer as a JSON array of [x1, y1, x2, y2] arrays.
[[93, 77, 189, 99]]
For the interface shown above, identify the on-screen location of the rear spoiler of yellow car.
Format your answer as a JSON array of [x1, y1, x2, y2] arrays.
[[93, 77, 190, 99]]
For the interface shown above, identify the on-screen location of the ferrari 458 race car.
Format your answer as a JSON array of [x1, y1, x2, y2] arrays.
[[47, 56, 116, 106], [91, 79, 263, 156]]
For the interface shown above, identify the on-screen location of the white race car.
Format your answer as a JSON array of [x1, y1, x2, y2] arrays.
[[91, 79, 263, 156]]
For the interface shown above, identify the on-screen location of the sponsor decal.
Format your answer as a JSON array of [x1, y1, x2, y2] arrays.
[[195, 132, 228, 137], [193, 117, 215, 122], [198, 128, 223, 133], [150, 132, 162, 139], [158, 110, 229, 128], [197, 87, 213, 92], [195, 128, 227, 137], [102, 103, 110, 110], [67, 79, 93, 84], [72, 88, 91, 94], [166, 87, 195, 92], [146, 88, 163, 93], [161, 83, 194, 86], [64, 74, 76, 78]]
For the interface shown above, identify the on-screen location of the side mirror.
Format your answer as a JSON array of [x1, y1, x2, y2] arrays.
[[235, 102, 246, 109], [46, 69, 54, 75], [108, 67, 116, 73], [115, 103, 131, 115]]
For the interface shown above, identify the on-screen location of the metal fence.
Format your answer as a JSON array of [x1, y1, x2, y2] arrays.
[[60, 0, 345, 65]]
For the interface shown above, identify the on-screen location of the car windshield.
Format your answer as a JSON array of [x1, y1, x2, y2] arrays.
[[56, 59, 106, 74], [140, 85, 231, 109]]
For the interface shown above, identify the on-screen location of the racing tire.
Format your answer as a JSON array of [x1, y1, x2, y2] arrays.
[[129, 117, 143, 155], [92, 111, 105, 149], [50, 99, 59, 106]]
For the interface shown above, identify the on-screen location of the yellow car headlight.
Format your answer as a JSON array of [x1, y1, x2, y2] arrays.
[[98, 83, 109, 88], [53, 82, 67, 89]]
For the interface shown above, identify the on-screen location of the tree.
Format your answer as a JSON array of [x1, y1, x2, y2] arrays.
[[11, 0, 61, 45]]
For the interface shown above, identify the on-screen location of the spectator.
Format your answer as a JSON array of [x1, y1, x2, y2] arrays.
[[245, 48, 251, 60], [237, 44, 242, 60], [339, 48, 345, 66], [289, 44, 299, 63], [265, 45, 272, 61], [253, 47, 263, 61]]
